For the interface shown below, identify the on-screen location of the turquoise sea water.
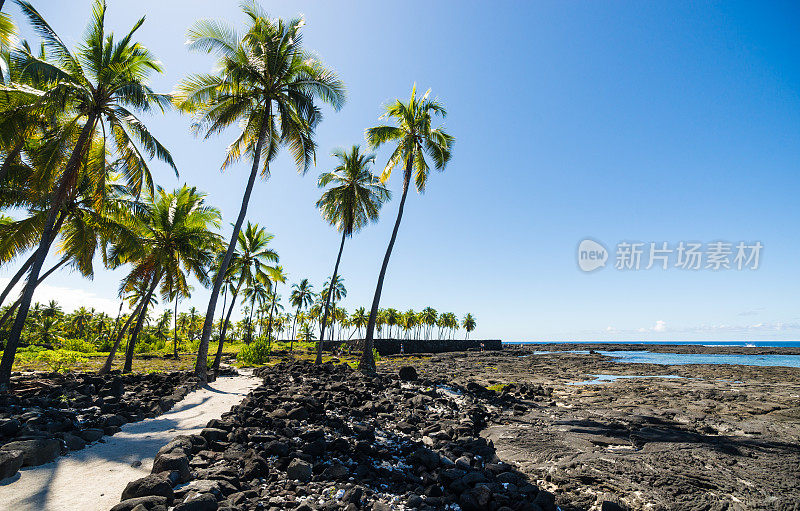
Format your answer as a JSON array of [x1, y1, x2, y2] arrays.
[[507, 340, 800, 347], [524, 349, 800, 368], [601, 350, 800, 368]]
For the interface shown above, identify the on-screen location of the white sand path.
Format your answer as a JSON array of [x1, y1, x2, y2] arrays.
[[0, 371, 261, 511]]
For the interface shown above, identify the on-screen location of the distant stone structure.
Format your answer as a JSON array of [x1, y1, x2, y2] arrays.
[[339, 338, 502, 356]]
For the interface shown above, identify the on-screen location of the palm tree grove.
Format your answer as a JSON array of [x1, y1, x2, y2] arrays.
[[1, 1, 788, 510], [0, 0, 472, 383]]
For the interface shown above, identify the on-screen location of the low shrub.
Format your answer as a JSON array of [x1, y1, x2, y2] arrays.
[[486, 382, 509, 393], [60, 338, 96, 353], [36, 349, 88, 372], [237, 338, 270, 366]]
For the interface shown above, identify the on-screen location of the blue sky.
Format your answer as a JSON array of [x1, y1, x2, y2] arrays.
[[2, 0, 799, 341]]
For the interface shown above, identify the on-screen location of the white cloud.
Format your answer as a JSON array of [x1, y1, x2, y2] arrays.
[[0, 278, 128, 316], [652, 320, 667, 332]]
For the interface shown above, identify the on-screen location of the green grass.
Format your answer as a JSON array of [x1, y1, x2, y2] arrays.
[[3, 339, 376, 374]]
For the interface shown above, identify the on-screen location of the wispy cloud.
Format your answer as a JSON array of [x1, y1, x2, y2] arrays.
[[0, 278, 129, 316]]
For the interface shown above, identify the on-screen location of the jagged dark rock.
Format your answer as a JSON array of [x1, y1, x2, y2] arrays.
[[111, 361, 553, 511]]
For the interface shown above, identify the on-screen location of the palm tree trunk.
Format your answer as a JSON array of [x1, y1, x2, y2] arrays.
[[246, 300, 255, 344], [108, 299, 124, 347], [194, 108, 270, 380], [99, 299, 144, 374], [0, 252, 36, 309], [0, 115, 97, 385], [290, 309, 299, 352], [123, 274, 160, 373], [0, 255, 70, 329], [212, 277, 242, 371], [317, 231, 346, 364], [266, 293, 277, 339], [173, 294, 179, 358], [359, 162, 413, 373]]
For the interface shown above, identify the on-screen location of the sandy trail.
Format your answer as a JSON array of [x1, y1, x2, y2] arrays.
[[0, 371, 261, 511]]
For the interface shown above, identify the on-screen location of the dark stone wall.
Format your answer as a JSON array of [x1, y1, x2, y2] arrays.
[[342, 338, 502, 356]]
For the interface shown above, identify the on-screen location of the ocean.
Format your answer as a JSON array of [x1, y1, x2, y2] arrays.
[[506, 340, 800, 347], [506, 341, 800, 368]]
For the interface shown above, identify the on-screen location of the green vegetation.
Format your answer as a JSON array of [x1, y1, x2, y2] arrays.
[[487, 383, 510, 393], [0, 1, 463, 383]]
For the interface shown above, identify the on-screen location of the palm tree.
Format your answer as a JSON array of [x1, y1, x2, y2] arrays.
[[289, 278, 314, 352], [297, 322, 316, 344], [462, 313, 476, 339], [99, 281, 153, 374], [107, 186, 221, 373], [357, 86, 454, 372], [350, 307, 367, 339], [385, 308, 399, 339], [0, 0, 175, 385], [243, 280, 269, 343], [423, 307, 438, 340], [155, 309, 172, 344], [314, 145, 390, 364], [264, 265, 286, 341], [175, 2, 345, 380], [210, 222, 279, 370]]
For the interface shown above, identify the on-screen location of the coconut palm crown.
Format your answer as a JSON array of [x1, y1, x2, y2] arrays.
[[174, 1, 345, 379]]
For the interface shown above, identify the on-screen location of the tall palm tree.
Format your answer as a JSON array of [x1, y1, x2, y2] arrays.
[[175, 2, 345, 380], [462, 313, 476, 339], [210, 222, 279, 369], [350, 307, 368, 339], [421, 307, 437, 340], [315, 145, 389, 363], [358, 85, 454, 373], [107, 186, 221, 373], [289, 278, 314, 352], [0, 0, 175, 385], [99, 281, 152, 374], [385, 308, 399, 339]]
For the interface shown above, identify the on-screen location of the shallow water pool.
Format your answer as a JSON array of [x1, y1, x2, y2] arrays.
[[568, 374, 684, 385]]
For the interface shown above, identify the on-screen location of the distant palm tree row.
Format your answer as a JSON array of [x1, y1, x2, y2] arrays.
[[0, 0, 454, 384], [0, 293, 477, 355]]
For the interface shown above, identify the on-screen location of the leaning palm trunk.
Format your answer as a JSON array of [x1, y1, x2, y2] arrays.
[[212, 282, 242, 371], [195, 112, 270, 380], [108, 300, 125, 348], [0, 116, 97, 385], [290, 310, 299, 352], [360, 162, 412, 372], [173, 295, 179, 358], [123, 274, 160, 373], [0, 252, 36, 309], [0, 255, 70, 329], [99, 299, 145, 375], [317, 230, 347, 364], [0, 211, 68, 309], [265, 293, 278, 358]]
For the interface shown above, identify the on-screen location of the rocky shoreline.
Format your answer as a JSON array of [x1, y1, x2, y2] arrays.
[[6, 346, 798, 510], [0, 370, 205, 481], [111, 361, 559, 511], [413, 348, 800, 510]]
